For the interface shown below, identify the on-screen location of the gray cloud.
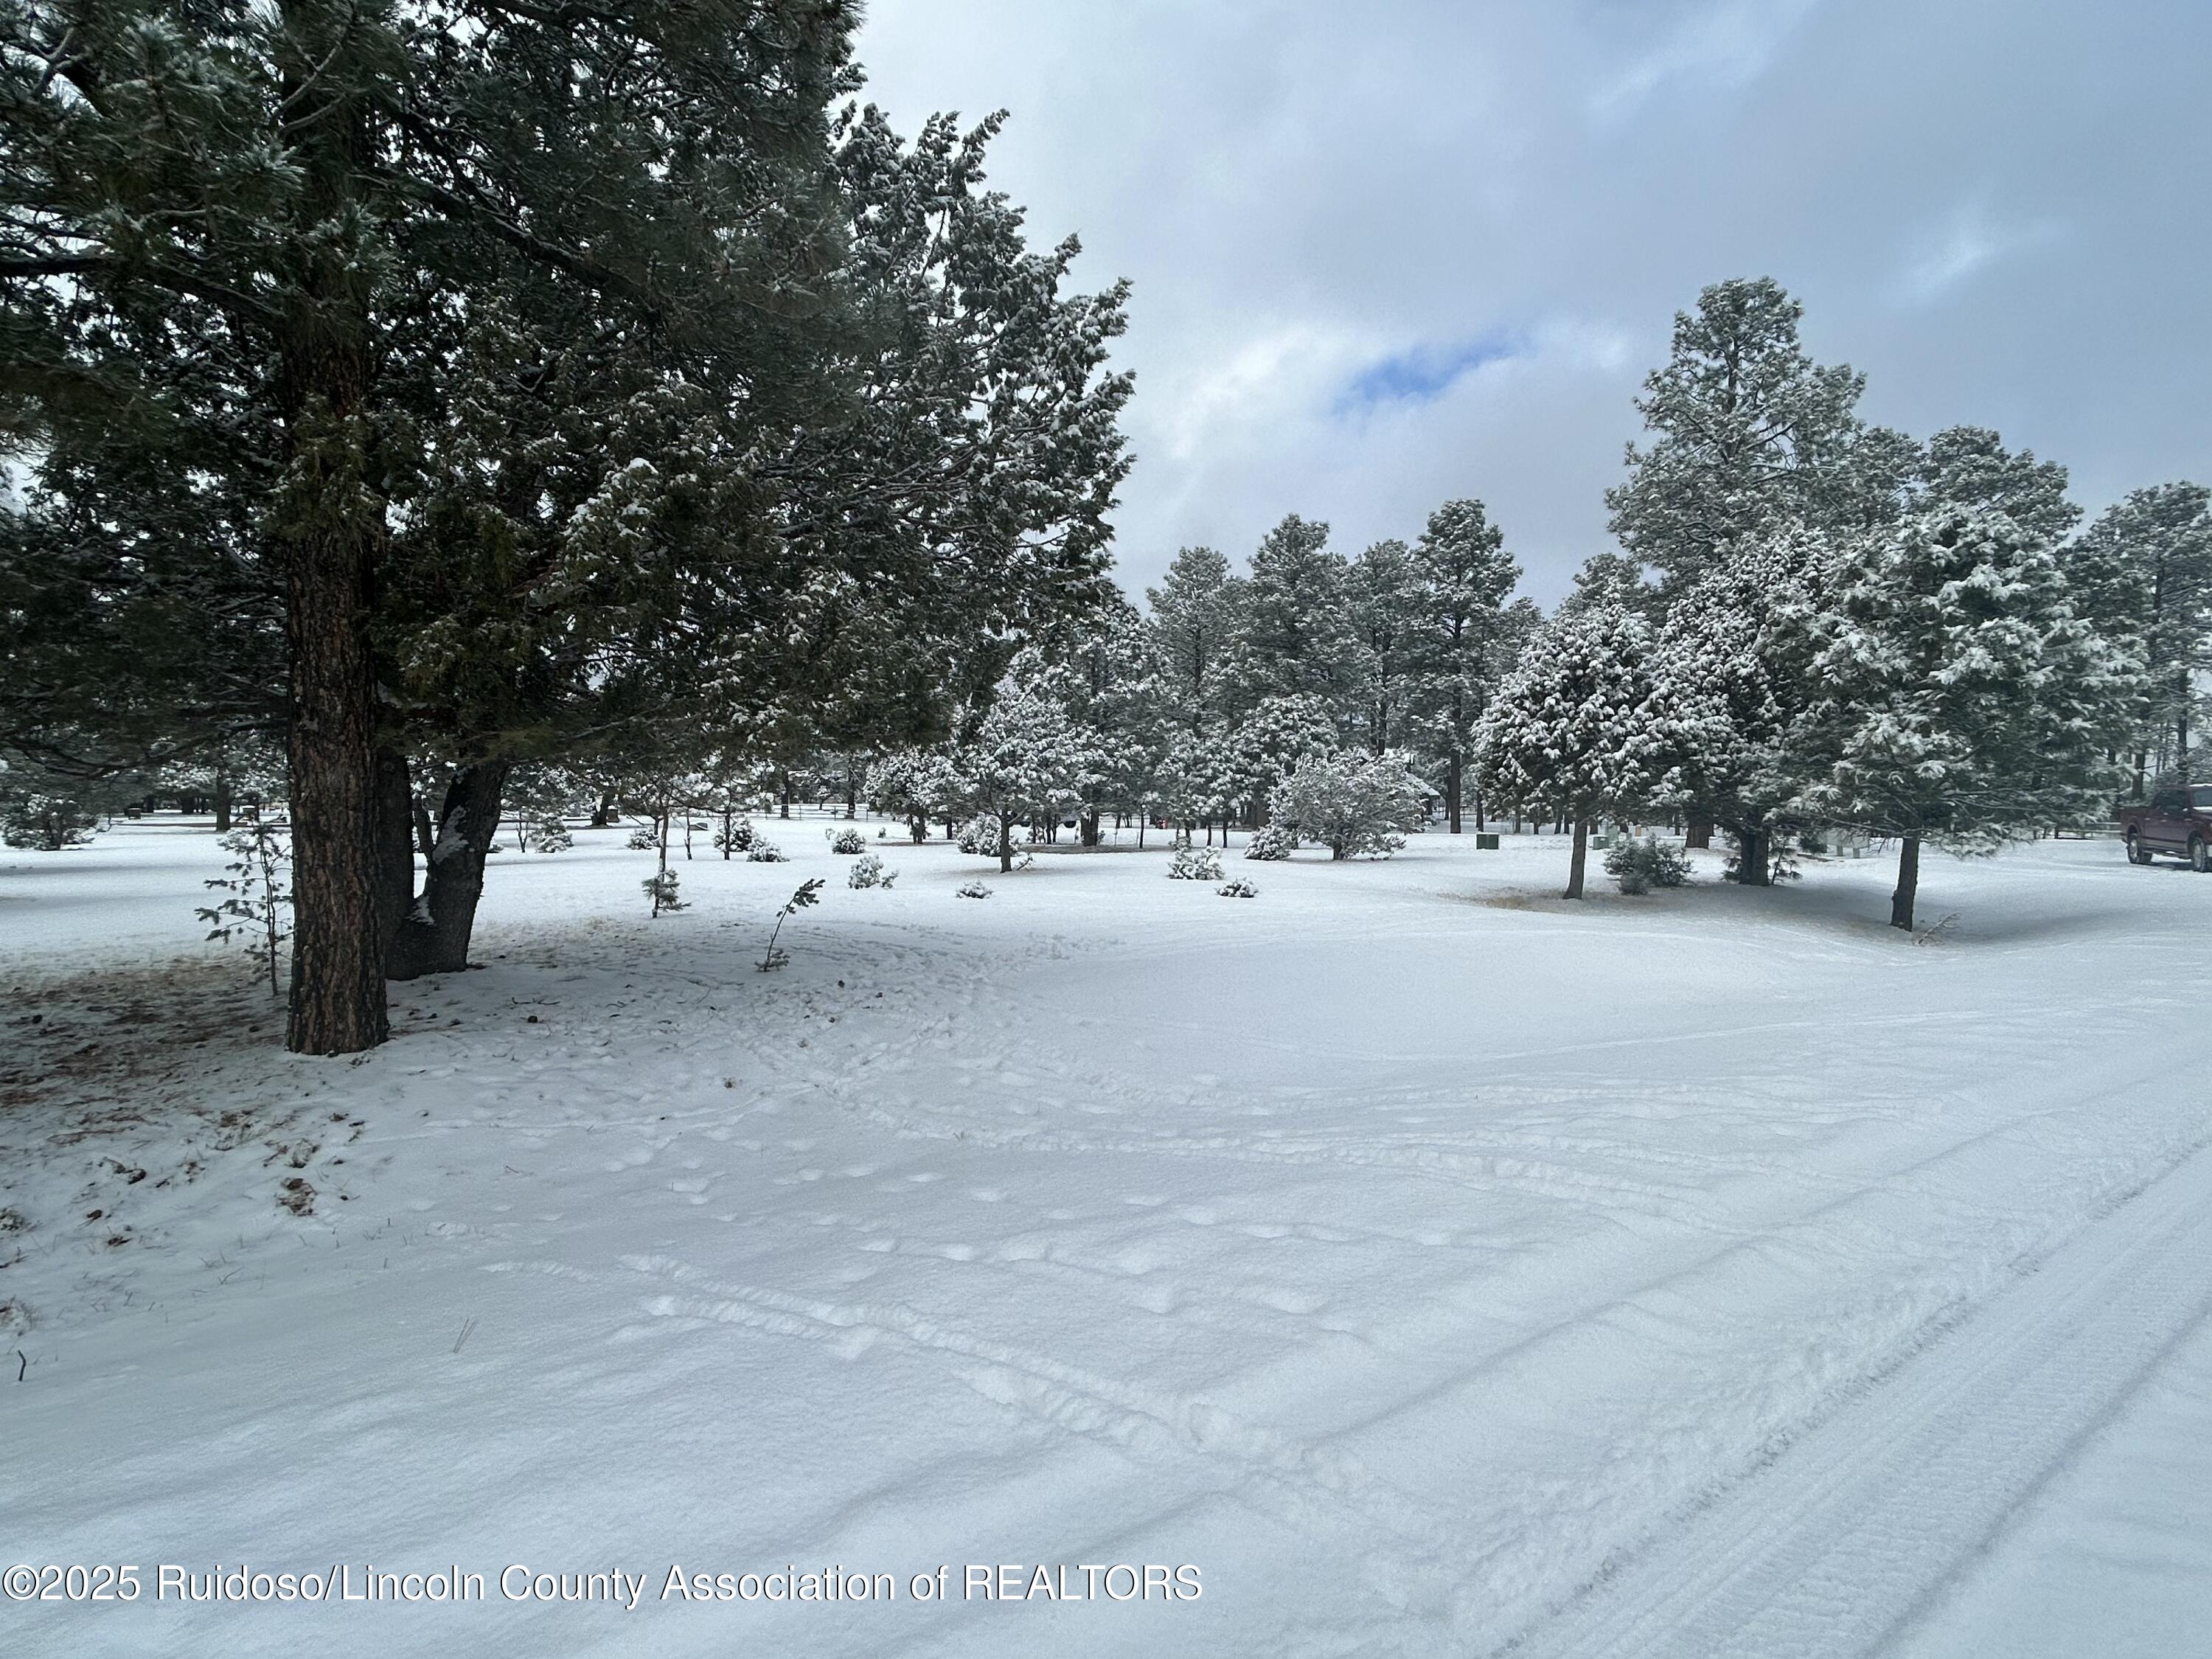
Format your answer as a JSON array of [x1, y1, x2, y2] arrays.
[[854, 0, 2212, 605]]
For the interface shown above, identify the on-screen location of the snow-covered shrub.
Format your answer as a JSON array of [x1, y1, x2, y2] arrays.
[[713, 815, 755, 855], [484, 839, 504, 854], [197, 821, 291, 997], [1167, 840, 1222, 881], [1218, 877, 1259, 898], [1244, 823, 1299, 861], [955, 880, 993, 899], [1604, 835, 1691, 895], [956, 815, 1001, 857], [532, 816, 574, 852], [745, 839, 787, 863], [847, 853, 897, 889], [1275, 751, 1427, 860], [625, 824, 661, 851], [826, 827, 867, 855], [1, 795, 101, 849], [642, 869, 686, 915]]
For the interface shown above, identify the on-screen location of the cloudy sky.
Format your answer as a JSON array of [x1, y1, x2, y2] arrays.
[[852, 1, 2211, 607]]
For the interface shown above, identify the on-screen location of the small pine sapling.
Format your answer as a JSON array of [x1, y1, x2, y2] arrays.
[[847, 853, 897, 888], [642, 869, 686, 915], [625, 824, 661, 851], [532, 816, 573, 852], [757, 878, 825, 970], [1244, 824, 1298, 861], [827, 827, 867, 855], [1218, 877, 1259, 897], [198, 821, 291, 997], [955, 880, 993, 899], [745, 838, 787, 863], [1604, 835, 1692, 895]]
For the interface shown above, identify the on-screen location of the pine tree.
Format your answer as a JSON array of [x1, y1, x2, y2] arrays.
[[1633, 526, 1834, 885], [1226, 515, 1357, 717], [953, 680, 1084, 873], [1916, 427, 2079, 544], [1147, 546, 1245, 733], [1276, 750, 1427, 860], [1472, 603, 1655, 898], [2064, 484, 2212, 795], [3, 1, 865, 1050], [866, 748, 961, 844], [1345, 539, 1425, 756], [1788, 509, 2138, 930], [1607, 277, 1887, 593], [1402, 498, 1521, 832]]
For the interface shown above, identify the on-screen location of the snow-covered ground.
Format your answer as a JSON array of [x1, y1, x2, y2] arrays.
[[3, 816, 2208, 1657]]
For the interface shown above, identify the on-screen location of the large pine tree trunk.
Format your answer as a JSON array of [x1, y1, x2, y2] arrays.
[[1686, 815, 1712, 849], [280, 493, 387, 1052], [387, 761, 511, 979], [1563, 813, 1589, 900], [1890, 835, 1921, 931], [998, 811, 1015, 873], [1446, 751, 1463, 833], [214, 767, 232, 833], [1080, 807, 1102, 847], [1736, 814, 1770, 887], [274, 4, 386, 1055]]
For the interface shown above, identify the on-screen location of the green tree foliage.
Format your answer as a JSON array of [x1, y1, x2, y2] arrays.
[[2063, 483, 2212, 793], [1787, 509, 2138, 929], [1606, 276, 1911, 593], [1146, 545, 1245, 732], [1472, 602, 1655, 899]]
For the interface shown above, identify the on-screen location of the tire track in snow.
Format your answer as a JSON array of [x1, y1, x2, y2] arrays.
[[1503, 1137, 2212, 1659]]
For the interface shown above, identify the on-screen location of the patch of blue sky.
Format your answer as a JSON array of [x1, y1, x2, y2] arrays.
[[1335, 329, 1525, 415]]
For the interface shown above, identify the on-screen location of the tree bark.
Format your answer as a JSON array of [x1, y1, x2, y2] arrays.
[[1563, 813, 1589, 899], [1736, 814, 1770, 887], [1890, 834, 1921, 931], [1686, 815, 1713, 850], [214, 767, 232, 833], [1446, 751, 1463, 833], [387, 761, 510, 980], [998, 811, 1015, 873], [274, 0, 387, 1054], [1080, 807, 1101, 847]]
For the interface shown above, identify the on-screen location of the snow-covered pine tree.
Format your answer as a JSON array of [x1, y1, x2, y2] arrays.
[[1222, 515, 1359, 720], [1222, 693, 1340, 832], [953, 680, 1084, 873], [866, 748, 961, 844], [1472, 602, 1655, 899], [1346, 539, 1425, 756], [1147, 546, 1248, 734], [1276, 750, 1428, 860], [1605, 278, 1905, 596], [1402, 499, 1524, 832], [1916, 427, 2081, 545], [2063, 484, 2212, 796], [1633, 525, 1836, 886], [1787, 508, 2139, 930]]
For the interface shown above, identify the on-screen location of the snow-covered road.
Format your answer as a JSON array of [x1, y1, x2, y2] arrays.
[[2, 821, 2207, 1656]]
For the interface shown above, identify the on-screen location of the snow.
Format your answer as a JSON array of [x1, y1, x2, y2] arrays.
[[4, 818, 2210, 1656]]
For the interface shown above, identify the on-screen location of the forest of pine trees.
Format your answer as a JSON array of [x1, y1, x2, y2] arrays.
[[5, 8, 2208, 1043]]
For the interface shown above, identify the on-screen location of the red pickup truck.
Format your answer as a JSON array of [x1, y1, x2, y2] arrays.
[[2120, 785, 2212, 869]]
